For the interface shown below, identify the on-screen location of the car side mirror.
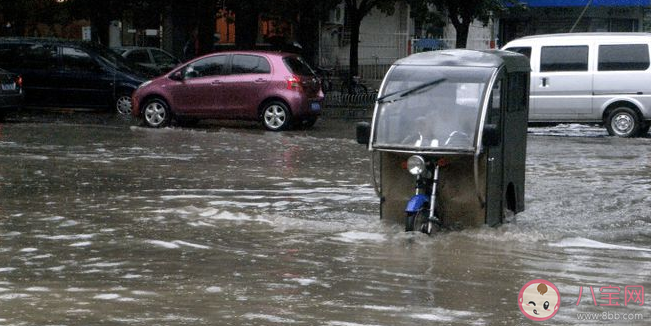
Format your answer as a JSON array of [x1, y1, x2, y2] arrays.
[[356, 122, 371, 145], [482, 124, 500, 147], [169, 69, 184, 81]]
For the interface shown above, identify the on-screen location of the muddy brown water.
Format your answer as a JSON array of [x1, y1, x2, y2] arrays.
[[0, 115, 650, 325]]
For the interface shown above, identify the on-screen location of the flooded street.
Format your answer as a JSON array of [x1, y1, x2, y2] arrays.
[[1, 113, 650, 325]]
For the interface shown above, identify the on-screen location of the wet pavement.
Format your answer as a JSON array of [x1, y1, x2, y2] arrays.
[[1, 110, 650, 325]]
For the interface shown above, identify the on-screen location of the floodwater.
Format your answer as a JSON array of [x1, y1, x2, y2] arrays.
[[1, 113, 650, 325]]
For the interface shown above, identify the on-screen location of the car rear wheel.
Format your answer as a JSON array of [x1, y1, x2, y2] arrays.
[[605, 106, 641, 138], [115, 93, 133, 115], [143, 99, 171, 128], [262, 101, 291, 131]]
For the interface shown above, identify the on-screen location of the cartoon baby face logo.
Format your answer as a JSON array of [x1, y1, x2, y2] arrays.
[[518, 279, 561, 321]]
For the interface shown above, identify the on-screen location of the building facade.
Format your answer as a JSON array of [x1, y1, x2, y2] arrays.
[[498, 0, 651, 46]]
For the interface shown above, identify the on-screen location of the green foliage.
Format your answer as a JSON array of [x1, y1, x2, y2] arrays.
[[411, 0, 524, 48]]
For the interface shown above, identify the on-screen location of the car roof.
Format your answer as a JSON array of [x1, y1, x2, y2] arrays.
[[204, 50, 298, 58], [393, 49, 530, 72]]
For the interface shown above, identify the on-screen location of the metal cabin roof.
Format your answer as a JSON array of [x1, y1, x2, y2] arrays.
[[393, 49, 530, 73]]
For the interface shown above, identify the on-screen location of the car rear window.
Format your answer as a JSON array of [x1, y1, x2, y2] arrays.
[[232, 54, 270, 74], [283, 56, 315, 76]]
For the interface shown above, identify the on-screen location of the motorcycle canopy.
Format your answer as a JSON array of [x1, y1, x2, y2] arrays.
[[373, 65, 494, 152], [370, 49, 530, 153]]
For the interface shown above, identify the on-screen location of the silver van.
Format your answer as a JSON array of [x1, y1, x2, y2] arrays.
[[503, 33, 651, 137]]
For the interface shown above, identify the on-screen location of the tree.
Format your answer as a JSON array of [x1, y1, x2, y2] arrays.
[[269, 0, 342, 65], [343, 0, 397, 90], [426, 0, 521, 48]]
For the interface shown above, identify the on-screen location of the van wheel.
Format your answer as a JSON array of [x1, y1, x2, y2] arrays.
[[115, 93, 133, 115], [605, 107, 641, 138], [143, 98, 171, 128], [262, 101, 291, 131]]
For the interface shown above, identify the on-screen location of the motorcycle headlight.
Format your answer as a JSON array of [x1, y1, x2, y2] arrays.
[[407, 155, 426, 176]]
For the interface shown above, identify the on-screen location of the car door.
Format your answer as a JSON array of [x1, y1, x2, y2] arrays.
[[166, 54, 229, 116], [125, 49, 157, 73], [532, 44, 593, 121], [57, 46, 112, 108], [218, 54, 271, 119]]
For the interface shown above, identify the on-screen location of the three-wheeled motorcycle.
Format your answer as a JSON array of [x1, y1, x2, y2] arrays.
[[357, 49, 530, 233]]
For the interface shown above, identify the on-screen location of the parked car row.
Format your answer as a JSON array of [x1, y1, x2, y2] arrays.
[[0, 37, 324, 130], [0, 37, 147, 115], [4, 33, 651, 136]]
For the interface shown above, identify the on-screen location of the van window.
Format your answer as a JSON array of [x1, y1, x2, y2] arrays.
[[598, 44, 649, 71], [505, 47, 531, 59], [4, 43, 57, 69], [540, 46, 588, 72], [61, 47, 99, 71]]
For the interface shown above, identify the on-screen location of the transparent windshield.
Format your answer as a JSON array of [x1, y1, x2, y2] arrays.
[[373, 65, 494, 150]]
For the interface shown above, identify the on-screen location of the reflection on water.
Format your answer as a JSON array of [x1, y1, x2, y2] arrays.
[[0, 121, 650, 325]]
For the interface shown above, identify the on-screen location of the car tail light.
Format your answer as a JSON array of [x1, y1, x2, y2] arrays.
[[16, 75, 23, 88], [286, 75, 301, 91]]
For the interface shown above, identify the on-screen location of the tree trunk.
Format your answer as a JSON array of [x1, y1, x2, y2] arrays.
[[234, 5, 259, 50], [347, 8, 361, 94], [196, 0, 216, 55], [296, 10, 319, 66], [453, 21, 469, 49], [91, 15, 110, 45]]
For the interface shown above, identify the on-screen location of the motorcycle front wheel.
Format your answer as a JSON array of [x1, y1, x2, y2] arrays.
[[405, 210, 428, 232]]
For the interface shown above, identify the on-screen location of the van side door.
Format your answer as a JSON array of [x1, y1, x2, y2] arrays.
[[58, 46, 112, 107], [533, 44, 593, 121]]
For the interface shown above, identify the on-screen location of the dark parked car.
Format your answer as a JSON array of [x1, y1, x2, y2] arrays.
[[0, 67, 23, 120], [113, 46, 181, 76], [0, 37, 147, 115], [132, 51, 324, 130]]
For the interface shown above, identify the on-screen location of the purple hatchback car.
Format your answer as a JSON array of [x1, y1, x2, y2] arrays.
[[132, 51, 324, 130]]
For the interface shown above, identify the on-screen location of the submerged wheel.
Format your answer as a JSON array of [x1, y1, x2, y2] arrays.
[[115, 92, 133, 115], [605, 106, 641, 137], [405, 210, 428, 233], [142, 98, 171, 128], [262, 101, 291, 131]]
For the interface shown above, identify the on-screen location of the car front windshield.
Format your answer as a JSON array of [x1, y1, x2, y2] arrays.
[[373, 65, 494, 150]]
